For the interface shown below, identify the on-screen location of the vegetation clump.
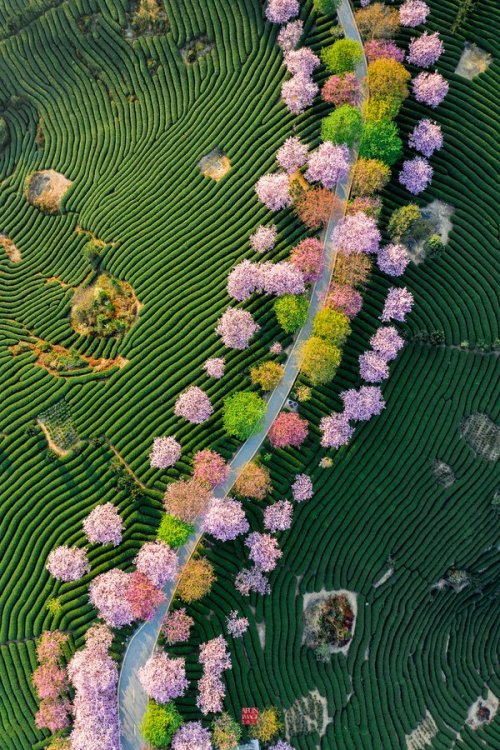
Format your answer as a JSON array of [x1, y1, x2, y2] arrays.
[[141, 700, 183, 748], [304, 593, 355, 657], [70, 273, 140, 337]]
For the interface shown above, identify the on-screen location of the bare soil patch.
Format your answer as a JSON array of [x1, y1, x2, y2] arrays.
[[25, 169, 72, 214], [0, 234, 21, 263], [199, 148, 231, 182], [460, 413, 499, 461], [466, 689, 498, 729], [71, 273, 140, 337], [455, 43, 492, 79], [302, 588, 357, 656], [10, 338, 129, 376]]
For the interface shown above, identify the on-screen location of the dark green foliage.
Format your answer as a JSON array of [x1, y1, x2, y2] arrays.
[[0, 117, 9, 148], [321, 105, 363, 147], [313, 0, 341, 15], [358, 120, 402, 165]]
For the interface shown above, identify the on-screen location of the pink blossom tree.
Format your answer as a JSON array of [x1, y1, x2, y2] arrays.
[[408, 118, 443, 157], [46, 546, 89, 582], [370, 326, 405, 361], [269, 412, 309, 448], [290, 237, 323, 283], [175, 386, 213, 423], [203, 356, 225, 379], [126, 571, 166, 621], [381, 287, 414, 322], [305, 142, 350, 189], [270, 341, 283, 355], [321, 73, 361, 107], [138, 652, 188, 703], [193, 448, 230, 487], [202, 497, 249, 541], [162, 608, 194, 644], [172, 722, 212, 750], [377, 243, 410, 276], [266, 0, 299, 24], [277, 19, 304, 51], [246, 532, 282, 572], [32, 662, 67, 700], [407, 32, 444, 68], [320, 413, 353, 448], [255, 173, 292, 211], [399, 157, 433, 194], [197, 636, 232, 715], [149, 436, 181, 469], [226, 610, 249, 638], [291, 473, 313, 502], [249, 224, 278, 253], [35, 699, 71, 733], [399, 0, 430, 27], [276, 136, 309, 173], [365, 39, 405, 62], [284, 47, 320, 77], [341, 385, 385, 421], [282, 75, 319, 114], [326, 283, 362, 318], [332, 212, 381, 255], [227, 259, 263, 300], [261, 261, 305, 296], [134, 540, 178, 588], [359, 351, 390, 382], [216, 307, 260, 349], [264, 500, 293, 532], [89, 568, 134, 627], [83, 502, 123, 547], [235, 566, 271, 596], [413, 71, 449, 108]]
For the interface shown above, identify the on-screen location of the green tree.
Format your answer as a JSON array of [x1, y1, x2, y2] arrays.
[[299, 337, 342, 385], [141, 701, 183, 748], [314, 0, 341, 14], [359, 120, 402, 165], [321, 105, 363, 147], [223, 392, 266, 440], [157, 514, 193, 548], [351, 158, 391, 196], [363, 96, 401, 122], [321, 39, 363, 74], [274, 294, 309, 333], [367, 59, 410, 103], [312, 308, 351, 345], [0, 117, 9, 148], [387, 204, 431, 242]]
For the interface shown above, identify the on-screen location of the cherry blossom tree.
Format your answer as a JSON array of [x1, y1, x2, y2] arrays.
[[149, 436, 181, 469], [193, 449, 230, 487], [399, 156, 433, 194], [235, 566, 271, 596], [216, 307, 260, 349], [408, 32, 443, 68], [226, 610, 249, 638], [174, 386, 213, 424], [305, 142, 350, 189], [381, 286, 414, 322], [126, 571, 166, 621], [32, 629, 69, 731], [255, 173, 292, 211], [138, 652, 188, 703], [269, 412, 309, 448], [32, 662, 67, 700], [277, 19, 304, 51], [359, 350, 390, 382], [276, 136, 309, 173], [377, 243, 410, 276], [266, 0, 299, 24], [347, 195, 382, 219], [291, 473, 314, 502], [282, 75, 319, 114], [370, 326, 405, 361], [89, 568, 134, 627], [172, 722, 212, 750], [365, 39, 405, 62], [321, 72, 360, 107], [270, 341, 283, 355], [261, 261, 305, 296], [134, 540, 177, 588], [399, 0, 430, 27], [246, 532, 282, 572], [203, 357, 225, 379], [290, 237, 323, 283], [164, 478, 211, 522], [36, 630, 68, 664], [264, 500, 293, 532], [413, 71, 449, 108], [326, 283, 362, 318], [197, 636, 232, 715], [35, 699, 71, 733], [408, 118, 443, 157], [332, 212, 381, 254], [83, 502, 123, 547], [341, 385, 385, 420], [162, 607, 194, 644], [250, 224, 278, 253], [320, 413, 354, 448], [46, 546, 89, 582], [227, 259, 263, 301], [203, 497, 249, 541], [284, 47, 320, 77]]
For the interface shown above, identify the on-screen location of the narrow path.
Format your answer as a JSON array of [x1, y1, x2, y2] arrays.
[[118, 5, 367, 746]]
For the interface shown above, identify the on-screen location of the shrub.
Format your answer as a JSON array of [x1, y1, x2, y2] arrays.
[[312, 308, 351, 345], [249, 707, 283, 743], [321, 105, 363, 147], [299, 337, 341, 384], [321, 39, 363, 74], [177, 557, 215, 603], [355, 3, 400, 39], [250, 361, 285, 391], [223, 392, 266, 439], [359, 120, 403, 165], [387, 203, 424, 241], [234, 461, 272, 499], [211, 713, 242, 750], [351, 158, 391, 196], [141, 701, 183, 748], [294, 187, 338, 229], [274, 294, 309, 333], [314, 0, 340, 14], [0, 117, 9, 147], [157, 514, 193, 548], [367, 58, 411, 103]]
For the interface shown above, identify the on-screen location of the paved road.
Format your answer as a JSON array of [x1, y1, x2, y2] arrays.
[[118, 4, 367, 746]]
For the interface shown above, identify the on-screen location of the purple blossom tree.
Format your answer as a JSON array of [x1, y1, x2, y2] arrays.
[[276, 136, 309, 174], [407, 32, 444, 68], [408, 118, 443, 157], [278, 19, 304, 52], [365, 39, 405, 63], [227, 259, 263, 301], [149, 436, 181, 468], [174, 386, 213, 423], [162, 608, 194, 644], [359, 351, 390, 382], [46, 546, 89, 582], [399, 157, 433, 194], [235, 566, 271, 596], [226, 610, 249, 638], [399, 0, 430, 27], [341, 385, 385, 421], [266, 0, 299, 24], [172, 722, 212, 750], [377, 243, 410, 276], [381, 287, 414, 322], [291, 473, 314, 502], [326, 283, 363, 318], [270, 742, 295, 750], [255, 173, 292, 211], [216, 307, 260, 349], [202, 497, 249, 541], [305, 142, 350, 189], [246, 532, 282, 572], [138, 652, 188, 703], [134, 541, 178, 588], [89, 568, 134, 628], [197, 636, 232, 715], [413, 71, 449, 108], [290, 237, 323, 283], [261, 261, 305, 296], [83, 502, 123, 547], [284, 47, 320, 77], [370, 326, 405, 361], [282, 75, 319, 114], [264, 500, 293, 532], [249, 224, 278, 253], [203, 357, 225, 379], [332, 212, 381, 254], [319, 413, 353, 448]]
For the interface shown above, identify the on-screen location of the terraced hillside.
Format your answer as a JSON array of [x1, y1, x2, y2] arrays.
[[173, 1, 500, 749]]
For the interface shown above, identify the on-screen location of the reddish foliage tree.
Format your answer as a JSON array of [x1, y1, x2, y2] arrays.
[[294, 187, 339, 230]]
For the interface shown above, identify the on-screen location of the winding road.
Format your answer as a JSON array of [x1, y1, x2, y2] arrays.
[[118, 3, 367, 746]]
